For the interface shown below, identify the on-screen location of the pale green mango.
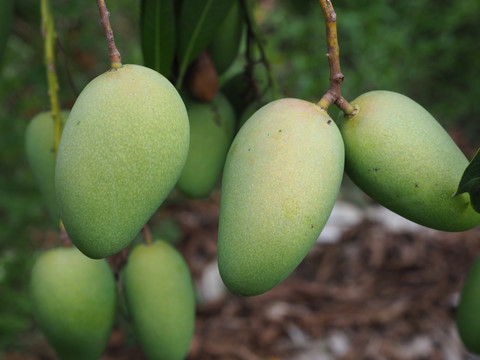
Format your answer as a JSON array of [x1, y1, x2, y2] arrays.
[[457, 256, 480, 354], [25, 110, 69, 223], [55, 64, 189, 259], [336, 90, 480, 231], [123, 240, 195, 360], [218, 98, 345, 296], [208, 0, 244, 75], [176, 92, 236, 198], [30, 246, 116, 360]]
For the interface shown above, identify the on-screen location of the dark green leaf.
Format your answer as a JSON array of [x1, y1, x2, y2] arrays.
[[140, 0, 176, 77], [454, 148, 480, 213], [176, 0, 235, 87]]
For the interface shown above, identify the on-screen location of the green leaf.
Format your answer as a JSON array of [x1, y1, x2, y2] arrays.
[[454, 148, 480, 213], [140, 0, 176, 77], [176, 0, 235, 87]]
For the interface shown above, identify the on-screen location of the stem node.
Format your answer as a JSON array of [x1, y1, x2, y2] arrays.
[[97, 0, 122, 69], [317, 0, 353, 115]]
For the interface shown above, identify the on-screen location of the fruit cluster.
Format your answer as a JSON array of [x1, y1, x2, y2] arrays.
[[25, 0, 480, 359]]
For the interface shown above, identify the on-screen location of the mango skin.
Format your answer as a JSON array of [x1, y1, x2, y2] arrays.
[[218, 98, 345, 296], [123, 240, 195, 360], [55, 64, 189, 259], [25, 111, 69, 223], [30, 246, 116, 360], [457, 256, 480, 354], [336, 90, 480, 231], [176, 92, 236, 198]]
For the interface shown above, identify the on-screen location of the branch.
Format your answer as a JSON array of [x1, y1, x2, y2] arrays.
[[40, 0, 62, 153], [242, 0, 279, 101], [317, 0, 354, 115], [97, 0, 122, 69]]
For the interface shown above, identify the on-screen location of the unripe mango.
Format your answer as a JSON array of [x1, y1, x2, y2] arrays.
[[208, 0, 244, 75], [218, 98, 344, 296], [123, 240, 195, 360], [55, 64, 189, 259], [25, 110, 69, 223], [176, 92, 236, 198], [336, 90, 480, 231], [457, 256, 480, 354], [30, 246, 116, 360]]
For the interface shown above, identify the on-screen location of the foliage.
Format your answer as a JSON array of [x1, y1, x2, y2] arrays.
[[265, 0, 480, 139]]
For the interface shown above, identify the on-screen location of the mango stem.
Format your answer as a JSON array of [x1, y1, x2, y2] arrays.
[[40, 0, 63, 153], [317, 0, 354, 116], [142, 225, 153, 245], [96, 0, 122, 70]]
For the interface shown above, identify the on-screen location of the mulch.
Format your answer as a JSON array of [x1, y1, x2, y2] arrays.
[[6, 191, 480, 360]]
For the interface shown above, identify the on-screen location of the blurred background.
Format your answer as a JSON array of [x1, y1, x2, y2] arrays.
[[1, 0, 480, 359]]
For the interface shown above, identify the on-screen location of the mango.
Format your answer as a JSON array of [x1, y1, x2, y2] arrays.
[[55, 64, 189, 259], [336, 90, 480, 231], [457, 256, 480, 354], [30, 246, 116, 360], [176, 92, 236, 198], [208, 0, 244, 75], [25, 111, 69, 223], [218, 98, 344, 296], [123, 240, 195, 360]]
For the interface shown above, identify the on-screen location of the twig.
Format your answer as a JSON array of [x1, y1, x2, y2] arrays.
[[96, 0, 122, 69], [40, 0, 63, 152], [143, 224, 153, 245], [317, 0, 355, 115], [242, 0, 279, 101]]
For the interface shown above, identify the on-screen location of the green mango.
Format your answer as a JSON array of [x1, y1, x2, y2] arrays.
[[457, 256, 480, 354], [176, 92, 236, 198], [123, 240, 195, 360], [208, 0, 244, 75], [30, 246, 116, 360], [218, 98, 345, 296], [55, 64, 190, 259], [336, 90, 480, 231], [25, 110, 69, 224]]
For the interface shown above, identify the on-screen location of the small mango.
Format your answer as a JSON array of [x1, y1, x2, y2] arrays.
[[25, 110, 69, 223], [336, 90, 480, 231], [55, 64, 190, 258], [176, 92, 236, 198], [30, 246, 116, 360], [123, 240, 195, 360], [218, 98, 345, 296], [457, 256, 480, 354]]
